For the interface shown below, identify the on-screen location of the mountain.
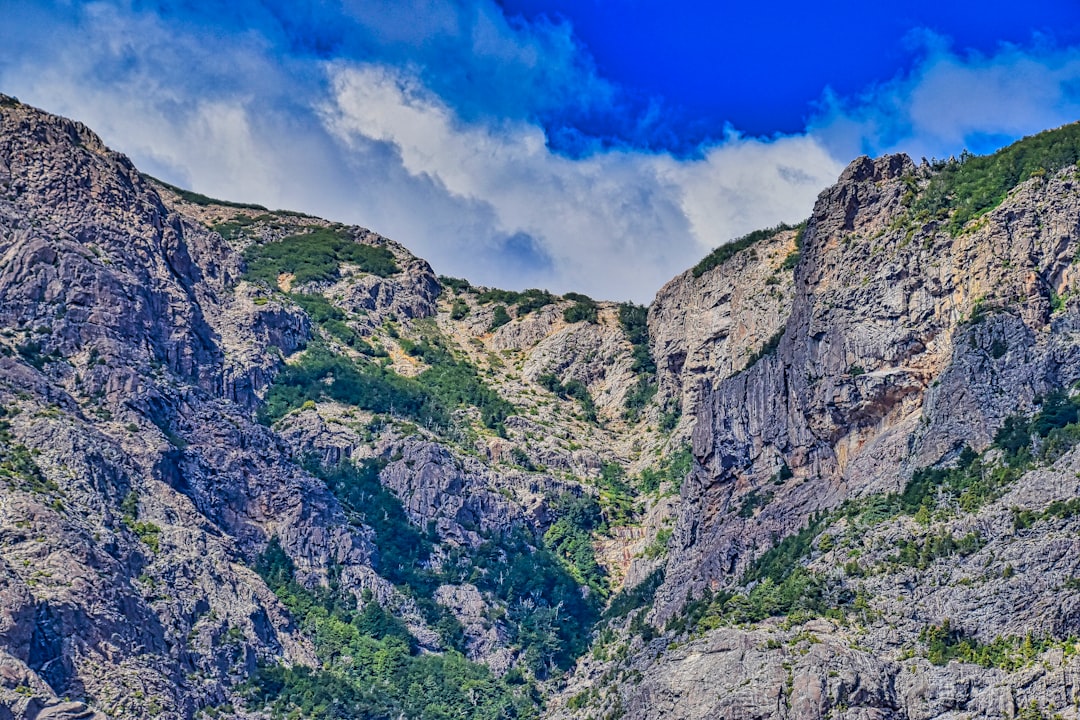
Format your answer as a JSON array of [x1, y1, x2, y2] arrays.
[[2, 95, 1080, 720]]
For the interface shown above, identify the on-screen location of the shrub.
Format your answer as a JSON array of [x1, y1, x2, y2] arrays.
[[913, 122, 1080, 234], [489, 305, 511, 331]]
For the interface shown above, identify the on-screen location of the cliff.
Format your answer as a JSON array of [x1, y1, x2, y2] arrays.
[[5, 94, 1080, 720]]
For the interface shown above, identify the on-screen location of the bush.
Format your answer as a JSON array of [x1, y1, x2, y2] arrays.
[[564, 299, 598, 324], [489, 305, 511, 331]]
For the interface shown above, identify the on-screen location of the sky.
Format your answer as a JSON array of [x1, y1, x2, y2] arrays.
[[3, 2, 1080, 301]]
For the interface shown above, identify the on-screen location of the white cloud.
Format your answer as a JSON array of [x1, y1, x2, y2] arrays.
[[6, 5, 1080, 302], [318, 63, 840, 298], [810, 34, 1080, 161]]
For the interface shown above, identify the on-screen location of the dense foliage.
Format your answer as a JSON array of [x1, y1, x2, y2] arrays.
[[262, 339, 513, 433], [475, 288, 557, 316], [489, 304, 511, 331], [443, 530, 602, 676], [401, 336, 515, 432], [260, 345, 444, 426], [542, 493, 608, 596], [247, 539, 538, 720], [244, 227, 399, 287], [914, 122, 1080, 234], [691, 222, 802, 278], [290, 293, 371, 349], [563, 294, 598, 324]]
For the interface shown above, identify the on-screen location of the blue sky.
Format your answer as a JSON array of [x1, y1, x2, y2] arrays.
[[4, 1, 1080, 301]]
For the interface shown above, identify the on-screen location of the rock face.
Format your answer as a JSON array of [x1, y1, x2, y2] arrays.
[[0, 97, 669, 718], [649, 228, 798, 427], [551, 150, 1080, 719], [8, 96, 1080, 720]]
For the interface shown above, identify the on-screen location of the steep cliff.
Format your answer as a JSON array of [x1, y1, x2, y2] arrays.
[[553, 130, 1080, 720], [6, 94, 1080, 720]]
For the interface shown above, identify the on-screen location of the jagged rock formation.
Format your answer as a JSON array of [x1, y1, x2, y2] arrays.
[[0, 95, 674, 719], [6, 94, 1080, 720], [552, 145, 1080, 719]]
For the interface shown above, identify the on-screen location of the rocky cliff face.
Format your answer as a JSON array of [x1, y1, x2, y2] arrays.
[[0, 96, 676, 719], [552, 145, 1080, 719], [6, 95, 1080, 720]]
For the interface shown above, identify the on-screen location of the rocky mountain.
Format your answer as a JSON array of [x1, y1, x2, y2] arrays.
[[3, 95, 1080, 720]]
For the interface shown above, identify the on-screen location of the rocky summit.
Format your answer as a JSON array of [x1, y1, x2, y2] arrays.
[[3, 96, 1080, 720]]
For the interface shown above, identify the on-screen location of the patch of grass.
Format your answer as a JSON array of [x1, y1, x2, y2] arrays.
[[244, 227, 399, 287]]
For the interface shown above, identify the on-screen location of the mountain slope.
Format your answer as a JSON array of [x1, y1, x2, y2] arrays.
[[6, 94, 1080, 720], [553, 135, 1080, 720]]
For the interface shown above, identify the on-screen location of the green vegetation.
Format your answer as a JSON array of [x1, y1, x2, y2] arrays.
[[656, 389, 1080, 642], [636, 446, 692, 495], [262, 339, 513, 433], [618, 303, 658, 421], [563, 294, 598, 324], [913, 122, 1080, 235], [261, 345, 443, 426], [439, 276, 473, 293], [314, 460, 436, 592], [246, 539, 538, 720], [244, 227, 399, 287], [595, 462, 636, 526], [1013, 496, 1080, 530], [901, 390, 1080, 519], [537, 373, 597, 422], [0, 411, 54, 494], [604, 568, 665, 620], [489, 305, 512, 331], [920, 620, 1068, 671], [744, 328, 784, 369], [401, 336, 515, 432], [450, 298, 470, 320], [887, 530, 983, 569], [120, 490, 161, 553], [475, 288, 557, 316], [143, 174, 268, 210], [290, 294, 370, 349], [543, 493, 608, 597], [691, 222, 803, 278], [443, 529, 602, 676]]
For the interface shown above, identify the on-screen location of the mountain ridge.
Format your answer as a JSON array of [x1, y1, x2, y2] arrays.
[[4, 94, 1080, 719]]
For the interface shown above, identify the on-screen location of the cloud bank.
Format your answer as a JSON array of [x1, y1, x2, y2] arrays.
[[3, 3, 1080, 301]]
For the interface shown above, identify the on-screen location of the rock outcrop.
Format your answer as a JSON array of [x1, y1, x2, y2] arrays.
[[8, 95, 1080, 720]]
